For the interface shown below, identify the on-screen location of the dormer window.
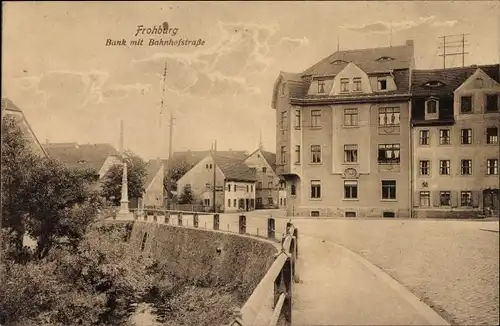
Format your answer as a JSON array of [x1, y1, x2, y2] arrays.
[[376, 56, 396, 62], [423, 81, 445, 88], [331, 59, 348, 65], [426, 99, 438, 115], [340, 78, 349, 92], [353, 78, 362, 92], [377, 78, 388, 91], [317, 80, 325, 93]]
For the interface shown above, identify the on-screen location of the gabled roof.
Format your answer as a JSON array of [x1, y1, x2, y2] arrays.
[[213, 155, 256, 182], [411, 64, 500, 96], [144, 159, 163, 188], [44, 143, 119, 171], [164, 150, 249, 176], [2, 98, 49, 158], [302, 42, 414, 76], [244, 148, 277, 173]]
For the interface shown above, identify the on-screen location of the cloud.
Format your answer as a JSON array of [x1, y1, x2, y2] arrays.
[[131, 21, 308, 97], [344, 16, 456, 34], [14, 70, 153, 109], [102, 83, 153, 99]]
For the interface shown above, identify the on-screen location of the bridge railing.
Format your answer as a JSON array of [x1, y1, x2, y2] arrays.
[[121, 208, 298, 325]]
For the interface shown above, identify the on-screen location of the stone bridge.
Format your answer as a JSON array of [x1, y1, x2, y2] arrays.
[[114, 209, 470, 326]]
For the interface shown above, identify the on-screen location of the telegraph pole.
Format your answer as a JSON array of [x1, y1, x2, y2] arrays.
[[213, 140, 217, 213], [438, 33, 469, 68]]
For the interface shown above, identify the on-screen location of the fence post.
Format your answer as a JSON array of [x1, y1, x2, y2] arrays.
[[193, 213, 199, 228], [213, 214, 220, 231], [283, 257, 293, 323], [239, 215, 246, 234], [178, 213, 183, 226], [144, 210, 148, 221], [165, 211, 170, 224], [268, 217, 275, 239]]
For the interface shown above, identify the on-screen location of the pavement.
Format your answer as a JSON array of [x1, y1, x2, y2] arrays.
[[292, 235, 449, 326]]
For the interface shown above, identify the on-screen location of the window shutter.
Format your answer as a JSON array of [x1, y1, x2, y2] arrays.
[[413, 191, 420, 207], [450, 191, 458, 208], [433, 191, 440, 207]]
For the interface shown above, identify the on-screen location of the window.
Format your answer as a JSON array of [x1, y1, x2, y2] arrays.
[[439, 129, 450, 145], [440, 191, 451, 206], [486, 94, 499, 112], [294, 110, 301, 128], [283, 198, 286, 206], [377, 78, 387, 90], [419, 130, 430, 145], [228, 199, 231, 207], [381, 180, 396, 200], [344, 144, 358, 163], [460, 129, 472, 145], [460, 159, 472, 175], [311, 180, 321, 199], [419, 191, 430, 207], [487, 127, 498, 144], [268, 197, 273, 205], [205, 164, 209, 169], [419, 160, 430, 175], [233, 199, 236, 207], [268, 182, 273, 189], [228, 184, 231, 192], [424, 81, 445, 88], [294, 145, 301, 164], [280, 111, 288, 129], [353, 78, 362, 91], [460, 96, 472, 113], [280, 146, 287, 164], [291, 184, 296, 196], [310, 145, 321, 163], [318, 80, 325, 93], [344, 180, 358, 199], [426, 100, 437, 114], [377, 144, 400, 164], [439, 160, 450, 175], [345, 211, 357, 218], [263, 167, 267, 173], [209, 164, 212, 169], [311, 110, 321, 127], [343, 108, 358, 126], [280, 198, 283, 206], [204, 198, 210, 206], [311, 211, 320, 217], [487, 159, 498, 175], [257, 182, 262, 190], [340, 78, 349, 92], [378, 107, 400, 126], [461, 191, 472, 207], [383, 211, 395, 218]]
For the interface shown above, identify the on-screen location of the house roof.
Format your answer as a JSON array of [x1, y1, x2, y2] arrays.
[[244, 148, 277, 172], [302, 42, 414, 76], [165, 150, 248, 173], [411, 64, 500, 96], [271, 71, 310, 109], [144, 159, 163, 188], [213, 155, 256, 182], [2, 98, 49, 158], [43, 143, 119, 171]]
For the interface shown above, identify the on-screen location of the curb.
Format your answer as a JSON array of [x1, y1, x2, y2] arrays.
[[300, 234, 451, 326]]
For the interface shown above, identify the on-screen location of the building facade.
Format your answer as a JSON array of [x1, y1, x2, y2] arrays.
[[177, 154, 256, 213], [411, 65, 500, 218], [243, 148, 284, 209], [272, 41, 414, 217]]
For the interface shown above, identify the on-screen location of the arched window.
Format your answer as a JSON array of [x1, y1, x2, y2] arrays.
[[426, 99, 438, 114]]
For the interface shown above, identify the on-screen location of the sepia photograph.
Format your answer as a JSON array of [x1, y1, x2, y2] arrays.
[[1, 1, 499, 325]]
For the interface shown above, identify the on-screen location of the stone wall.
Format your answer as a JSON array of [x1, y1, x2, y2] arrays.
[[128, 222, 278, 299]]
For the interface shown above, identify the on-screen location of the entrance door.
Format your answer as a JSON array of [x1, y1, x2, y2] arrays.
[[483, 189, 499, 216]]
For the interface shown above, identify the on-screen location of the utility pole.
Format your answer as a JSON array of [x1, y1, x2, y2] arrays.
[[163, 114, 175, 209], [438, 33, 470, 68], [213, 140, 217, 213]]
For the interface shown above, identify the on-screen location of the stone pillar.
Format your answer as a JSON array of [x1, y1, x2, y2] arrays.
[[213, 214, 220, 230], [239, 215, 246, 234], [118, 161, 132, 219]]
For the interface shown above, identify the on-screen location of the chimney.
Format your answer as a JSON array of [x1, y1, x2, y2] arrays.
[[406, 40, 414, 47]]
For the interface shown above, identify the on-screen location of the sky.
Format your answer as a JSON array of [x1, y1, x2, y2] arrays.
[[2, 1, 499, 160]]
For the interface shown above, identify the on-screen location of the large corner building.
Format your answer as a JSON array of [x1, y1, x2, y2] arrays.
[[272, 40, 415, 218]]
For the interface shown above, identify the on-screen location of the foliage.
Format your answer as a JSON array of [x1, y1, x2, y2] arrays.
[[0, 223, 155, 326], [100, 150, 147, 206], [178, 185, 194, 204], [1, 115, 100, 260], [163, 159, 195, 199]]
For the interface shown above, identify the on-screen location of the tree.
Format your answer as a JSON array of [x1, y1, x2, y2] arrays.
[[163, 159, 195, 200], [1, 115, 100, 260], [178, 185, 194, 204], [100, 150, 147, 206]]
